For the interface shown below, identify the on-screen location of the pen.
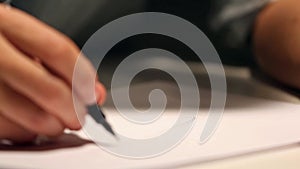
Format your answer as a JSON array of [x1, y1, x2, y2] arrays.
[[1, 0, 116, 139], [87, 104, 116, 136]]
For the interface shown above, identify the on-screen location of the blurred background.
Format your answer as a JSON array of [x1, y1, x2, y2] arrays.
[[11, 0, 256, 67]]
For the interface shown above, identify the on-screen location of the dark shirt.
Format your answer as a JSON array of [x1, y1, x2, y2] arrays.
[[10, 0, 272, 65]]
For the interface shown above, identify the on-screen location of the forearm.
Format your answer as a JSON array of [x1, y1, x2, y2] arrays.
[[253, 0, 300, 89]]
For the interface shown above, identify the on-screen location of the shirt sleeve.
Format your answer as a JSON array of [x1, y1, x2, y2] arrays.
[[208, 0, 274, 48]]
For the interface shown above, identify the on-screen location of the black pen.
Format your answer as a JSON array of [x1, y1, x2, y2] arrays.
[[87, 104, 116, 136], [0, 0, 116, 139]]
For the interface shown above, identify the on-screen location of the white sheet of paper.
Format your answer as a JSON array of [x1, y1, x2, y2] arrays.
[[1, 91, 300, 169]]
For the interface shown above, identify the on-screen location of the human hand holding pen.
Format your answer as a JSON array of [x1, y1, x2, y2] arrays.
[[0, 4, 106, 143]]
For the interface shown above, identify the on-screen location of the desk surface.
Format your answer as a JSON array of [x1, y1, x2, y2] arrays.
[[180, 63, 300, 169], [1, 63, 299, 169]]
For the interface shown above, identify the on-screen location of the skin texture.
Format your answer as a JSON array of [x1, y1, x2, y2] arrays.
[[254, 0, 300, 89], [0, 4, 106, 143]]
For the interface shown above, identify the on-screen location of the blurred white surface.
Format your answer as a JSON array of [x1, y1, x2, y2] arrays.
[[0, 64, 299, 169]]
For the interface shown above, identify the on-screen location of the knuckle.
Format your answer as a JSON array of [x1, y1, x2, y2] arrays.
[[45, 34, 79, 70], [50, 38, 76, 59]]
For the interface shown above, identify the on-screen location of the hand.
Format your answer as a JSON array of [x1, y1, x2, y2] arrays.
[[0, 4, 106, 143], [254, 0, 300, 89]]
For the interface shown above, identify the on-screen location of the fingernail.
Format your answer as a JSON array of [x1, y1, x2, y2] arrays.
[[95, 82, 106, 105]]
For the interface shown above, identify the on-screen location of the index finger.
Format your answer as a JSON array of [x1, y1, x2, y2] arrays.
[[0, 5, 98, 104]]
